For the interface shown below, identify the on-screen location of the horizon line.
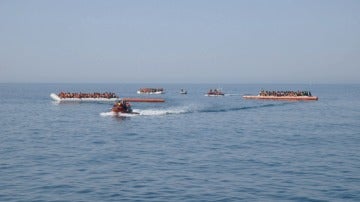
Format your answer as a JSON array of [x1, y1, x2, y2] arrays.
[[1, 82, 359, 85]]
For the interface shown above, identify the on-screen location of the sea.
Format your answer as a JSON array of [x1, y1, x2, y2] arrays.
[[0, 83, 359, 202]]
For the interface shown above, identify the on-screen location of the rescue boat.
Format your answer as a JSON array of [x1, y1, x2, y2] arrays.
[[111, 100, 139, 115], [110, 98, 165, 115]]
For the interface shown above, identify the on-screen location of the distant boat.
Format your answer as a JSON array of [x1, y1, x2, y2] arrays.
[[180, 89, 188, 94], [205, 88, 225, 96], [137, 88, 165, 94], [243, 90, 318, 101]]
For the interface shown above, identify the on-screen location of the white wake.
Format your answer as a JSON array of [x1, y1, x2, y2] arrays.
[[100, 107, 189, 117]]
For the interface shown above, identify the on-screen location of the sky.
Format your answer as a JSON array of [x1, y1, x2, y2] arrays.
[[0, 0, 359, 83]]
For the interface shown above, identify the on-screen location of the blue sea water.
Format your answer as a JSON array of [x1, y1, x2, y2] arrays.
[[0, 83, 359, 201]]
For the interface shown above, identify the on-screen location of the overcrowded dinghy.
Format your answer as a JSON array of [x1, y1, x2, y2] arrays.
[[243, 90, 318, 101], [50, 92, 119, 102]]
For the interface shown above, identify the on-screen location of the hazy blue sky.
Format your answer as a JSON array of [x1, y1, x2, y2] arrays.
[[0, 0, 359, 83]]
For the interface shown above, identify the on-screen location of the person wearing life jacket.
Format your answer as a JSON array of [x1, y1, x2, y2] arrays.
[[127, 101, 133, 112], [112, 101, 124, 113]]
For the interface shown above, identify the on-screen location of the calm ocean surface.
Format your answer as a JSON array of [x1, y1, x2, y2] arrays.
[[0, 83, 359, 201]]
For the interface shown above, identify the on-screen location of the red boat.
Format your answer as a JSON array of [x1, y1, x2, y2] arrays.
[[111, 100, 139, 114], [111, 98, 165, 115]]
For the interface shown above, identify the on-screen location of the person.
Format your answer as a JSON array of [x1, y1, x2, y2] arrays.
[[125, 101, 132, 113], [120, 100, 127, 111]]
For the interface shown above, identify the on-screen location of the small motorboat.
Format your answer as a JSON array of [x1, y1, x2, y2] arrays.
[[110, 98, 165, 116], [111, 100, 140, 115], [180, 89, 188, 94], [205, 88, 225, 96]]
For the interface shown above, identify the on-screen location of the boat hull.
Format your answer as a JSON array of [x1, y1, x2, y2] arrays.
[[113, 112, 140, 117], [204, 94, 224, 97], [205, 93, 225, 97], [243, 95, 318, 101], [112, 110, 140, 115]]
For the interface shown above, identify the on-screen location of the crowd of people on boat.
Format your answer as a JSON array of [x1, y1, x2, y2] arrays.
[[138, 88, 164, 93], [259, 90, 312, 97], [209, 89, 220, 93], [206, 89, 225, 96], [58, 92, 119, 99]]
